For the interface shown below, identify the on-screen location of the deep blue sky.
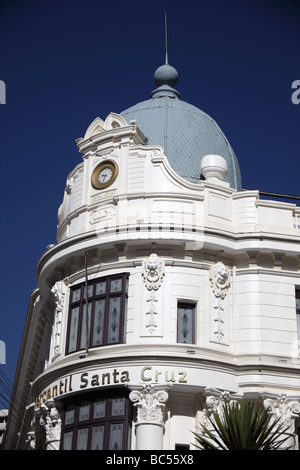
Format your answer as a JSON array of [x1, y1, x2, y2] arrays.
[[0, 0, 299, 386]]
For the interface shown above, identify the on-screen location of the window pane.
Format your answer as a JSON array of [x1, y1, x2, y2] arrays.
[[79, 402, 90, 421], [296, 291, 300, 310], [112, 398, 125, 416], [91, 426, 104, 450], [108, 297, 121, 343], [63, 431, 73, 450], [109, 423, 124, 450], [92, 300, 105, 346], [96, 281, 106, 295], [80, 302, 92, 349], [297, 313, 300, 352], [177, 303, 195, 344], [84, 285, 94, 298], [65, 405, 75, 425], [94, 399, 106, 418], [72, 288, 81, 302], [76, 428, 89, 450], [68, 307, 80, 353], [110, 279, 122, 292]]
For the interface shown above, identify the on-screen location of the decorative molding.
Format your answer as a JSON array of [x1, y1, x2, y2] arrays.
[[142, 253, 165, 291], [50, 281, 65, 357], [142, 254, 165, 335], [83, 113, 129, 140], [209, 262, 230, 299], [38, 400, 62, 450], [263, 394, 300, 433], [201, 387, 242, 426], [27, 400, 62, 450], [146, 291, 158, 334], [209, 262, 230, 343], [129, 384, 170, 426], [89, 206, 116, 225]]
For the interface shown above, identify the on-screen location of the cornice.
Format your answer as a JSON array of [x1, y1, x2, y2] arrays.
[[30, 343, 300, 398]]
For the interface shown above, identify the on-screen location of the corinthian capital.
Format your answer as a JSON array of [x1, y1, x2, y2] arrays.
[[129, 384, 171, 426]]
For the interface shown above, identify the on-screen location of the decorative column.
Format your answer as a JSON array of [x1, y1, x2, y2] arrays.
[[263, 394, 300, 450], [129, 384, 171, 450]]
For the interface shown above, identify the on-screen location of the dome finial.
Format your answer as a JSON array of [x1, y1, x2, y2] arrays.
[[153, 10, 179, 90]]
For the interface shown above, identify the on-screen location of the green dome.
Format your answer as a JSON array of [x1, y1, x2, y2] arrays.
[[121, 63, 242, 191]]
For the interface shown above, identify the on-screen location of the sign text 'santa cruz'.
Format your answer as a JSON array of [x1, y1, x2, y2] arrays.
[[35, 366, 188, 408]]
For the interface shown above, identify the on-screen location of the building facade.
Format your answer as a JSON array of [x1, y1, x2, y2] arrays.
[[3, 62, 300, 451], [0, 410, 8, 448]]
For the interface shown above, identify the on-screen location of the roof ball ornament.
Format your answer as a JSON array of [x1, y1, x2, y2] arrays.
[[153, 63, 178, 88]]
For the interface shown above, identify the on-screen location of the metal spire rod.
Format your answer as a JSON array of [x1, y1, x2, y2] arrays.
[[165, 9, 168, 64]]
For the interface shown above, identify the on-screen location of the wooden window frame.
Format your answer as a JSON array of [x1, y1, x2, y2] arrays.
[[177, 301, 196, 345], [60, 390, 131, 450], [66, 273, 129, 355]]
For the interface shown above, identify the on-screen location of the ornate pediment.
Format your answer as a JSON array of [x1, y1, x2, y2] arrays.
[[83, 113, 129, 140]]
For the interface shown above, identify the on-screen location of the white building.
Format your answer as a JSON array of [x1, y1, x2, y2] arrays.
[[0, 409, 8, 448], [3, 60, 300, 451]]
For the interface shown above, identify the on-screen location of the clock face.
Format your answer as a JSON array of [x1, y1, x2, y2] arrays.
[[98, 167, 113, 184], [91, 160, 118, 190]]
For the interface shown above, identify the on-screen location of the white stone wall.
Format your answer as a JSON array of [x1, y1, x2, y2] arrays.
[[29, 113, 300, 450]]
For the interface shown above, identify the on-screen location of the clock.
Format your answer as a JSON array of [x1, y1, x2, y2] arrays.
[[91, 160, 119, 190]]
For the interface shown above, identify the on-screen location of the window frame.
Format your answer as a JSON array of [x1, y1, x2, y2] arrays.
[[60, 390, 132, 450], [296, 289, 300, 354], [66, 273, 129, 355], [177, 301, 196, 345]]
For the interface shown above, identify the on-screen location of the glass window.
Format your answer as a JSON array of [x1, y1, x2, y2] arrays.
[[111, 398, 125, 416], [91, 426, 104, 450], [61, 392, 131, 450], [96, 281, 106, 295], [110, 279, 122, 293], [76, 428, 89, 450], [109, 423, 124, 450], [80, 303, 92, 350], [108, 297, 121, 343], [296, 290, 300, 353], [296, 290, 300, 312], [67, 274, 128, 354], [79, 402, 90, 421], [92, 300, 105, 346], [68, 307, 80, 353], [72, 288, 81, 302], [177, 302, 195, 344], [94, 399, 106, 418], [63, 431, 73, 450], [65, 405, 75, 425]]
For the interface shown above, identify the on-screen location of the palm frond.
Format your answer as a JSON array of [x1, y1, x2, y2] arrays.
[[193, 399, 292, 450]]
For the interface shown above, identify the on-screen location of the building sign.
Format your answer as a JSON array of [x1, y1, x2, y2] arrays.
[[34, 366, 188, 409]]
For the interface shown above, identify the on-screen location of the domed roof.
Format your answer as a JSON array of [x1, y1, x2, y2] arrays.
[[121, 62, 242, 191]]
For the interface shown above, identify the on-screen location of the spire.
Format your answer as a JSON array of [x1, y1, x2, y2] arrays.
[[165, 9, 168, 65], [151, 10, 180, 98]]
